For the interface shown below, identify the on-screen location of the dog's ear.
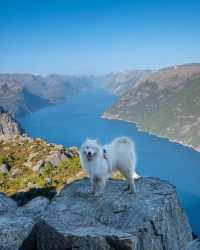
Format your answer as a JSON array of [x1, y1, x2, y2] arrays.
[[96, 138, 101, 145]]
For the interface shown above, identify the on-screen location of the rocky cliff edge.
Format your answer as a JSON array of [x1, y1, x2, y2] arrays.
[[0, 177, 199, 250]]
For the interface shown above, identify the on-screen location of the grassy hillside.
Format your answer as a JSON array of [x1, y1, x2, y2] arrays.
[[104, 64, 200, 151], [0, 136, 83, 199]]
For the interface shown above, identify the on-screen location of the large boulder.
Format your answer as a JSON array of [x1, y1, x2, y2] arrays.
[[0, 216, 36, 250], [0, 193, 36, 250], [45, 151, 67, 166], [36, 177, 195, 250], [0, 195, 49, 250], [66, 146, 79, 158], [0, 163, 9, 174], [32, 160, 44, 172], [16, 196, 49, 220], [0, 193, 18, 214]]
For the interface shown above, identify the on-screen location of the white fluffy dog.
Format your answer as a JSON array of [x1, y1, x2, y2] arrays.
[[79, 136, 137, 195]]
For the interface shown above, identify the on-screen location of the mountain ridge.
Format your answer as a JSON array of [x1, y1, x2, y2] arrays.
[[2, 63, 200, 152], [0, 74, 95, 117]]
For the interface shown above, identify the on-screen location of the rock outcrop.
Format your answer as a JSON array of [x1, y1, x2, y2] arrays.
[[0, 193, 18, 215], [0, 195, 49, 250], [0, 107, 24, 136], [36, 177, 195, 250], [0, 177, 199, 250], [0, 163, 9, 173], [45, 151, 68, 166], [0, 216, 35, 250]]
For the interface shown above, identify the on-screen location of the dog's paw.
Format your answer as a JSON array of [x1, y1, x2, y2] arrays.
[[75, 190, 90, 198], [88, 189, 95, 195], [123, 185, 130, 191], [88, 189, 102, 197], [128, 186, 136, 195], [93, 191, 103, 197], [128, 190, 136, 195], [123, 185, 136, 195]]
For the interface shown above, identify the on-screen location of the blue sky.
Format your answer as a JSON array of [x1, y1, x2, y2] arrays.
[[0, 0, 200, 74]]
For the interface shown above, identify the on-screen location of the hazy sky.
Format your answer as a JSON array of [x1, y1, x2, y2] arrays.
[[0, 0, 200, 75]]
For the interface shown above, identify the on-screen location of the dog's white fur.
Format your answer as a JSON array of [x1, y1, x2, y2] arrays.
[[79, 136, 137, 195]]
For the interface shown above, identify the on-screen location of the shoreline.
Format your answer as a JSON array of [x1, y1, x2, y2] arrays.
[[102, 113, 200, 153]]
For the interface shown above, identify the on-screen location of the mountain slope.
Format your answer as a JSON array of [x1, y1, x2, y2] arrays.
[[104, 64, 200, 151], [96, 70, 151, 95], [0, 74, 94, 117]]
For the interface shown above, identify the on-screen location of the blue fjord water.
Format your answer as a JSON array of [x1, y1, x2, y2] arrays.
[[19, 90, 200, 235]]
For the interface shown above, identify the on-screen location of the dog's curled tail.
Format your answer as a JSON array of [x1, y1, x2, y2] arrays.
[[114, 136, 134, 145], [114, 136, 137, 170], [134, 172, 140, 179]]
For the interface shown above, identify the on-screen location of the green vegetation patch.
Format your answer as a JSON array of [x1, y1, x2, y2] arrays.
[[0, 137, 83, 197], [108, 77, 200, 148]]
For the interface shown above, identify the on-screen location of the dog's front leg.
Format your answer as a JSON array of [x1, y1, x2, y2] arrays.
[[96, 179, 106, 196], [90, 175, 105, 196], [90, 178, 98, 194]]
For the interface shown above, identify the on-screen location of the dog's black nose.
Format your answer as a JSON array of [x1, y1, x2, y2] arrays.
[[88, 152, 92, 156]]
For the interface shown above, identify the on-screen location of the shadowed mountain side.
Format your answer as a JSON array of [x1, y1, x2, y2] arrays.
[[0, 74, 95, 117]]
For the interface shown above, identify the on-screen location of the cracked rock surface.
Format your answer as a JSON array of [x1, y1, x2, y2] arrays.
[[0, 177, 198, 250], [37, 177, 195, 250]]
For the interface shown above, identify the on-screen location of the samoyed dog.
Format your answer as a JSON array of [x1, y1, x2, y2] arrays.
[[79, 136, 137, 195]]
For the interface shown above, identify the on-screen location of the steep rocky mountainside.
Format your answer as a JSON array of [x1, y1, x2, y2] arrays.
[[0, 177, 199, 250], [0, 71, 152, 117], [104, 63, 200, 151], [0, 107, 24, 136], [0, 74, 94, 117], [0, 75, 50, 117], [95, 70, 151, 95], [25, 74, 93, 103]]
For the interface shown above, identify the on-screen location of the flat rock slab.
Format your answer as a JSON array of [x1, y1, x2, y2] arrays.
[[16, 196, 49, 220], [37, 177, 193, 250], [0, 216, 35, 250], [0, 195, 49, 250], [0, 193, 18, 215]]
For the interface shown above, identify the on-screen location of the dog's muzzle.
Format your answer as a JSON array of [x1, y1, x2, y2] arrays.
[[87, 152, 92, 161], [86, 151, 96, 161]]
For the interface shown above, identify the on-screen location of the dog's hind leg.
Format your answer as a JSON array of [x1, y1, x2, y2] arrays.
[[122, 169, 136, 194], [123, 177, 136, 194], [128, 176, 136, 194]]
